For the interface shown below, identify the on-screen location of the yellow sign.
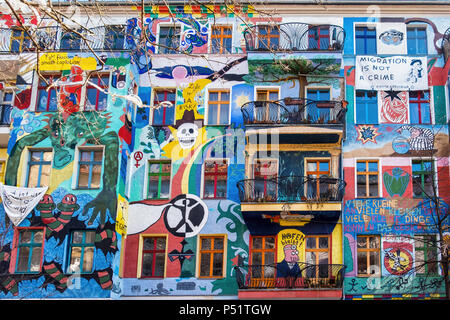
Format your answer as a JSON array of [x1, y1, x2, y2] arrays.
[[115, 194, 129, 236], [39, 53, 97, 71]]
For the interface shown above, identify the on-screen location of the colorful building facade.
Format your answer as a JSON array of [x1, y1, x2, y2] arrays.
[[0, 1, 448, 300], [342, 16, 450, 299]]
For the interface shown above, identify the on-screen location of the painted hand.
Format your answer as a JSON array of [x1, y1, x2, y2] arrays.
[[82, 188, 117, 227]]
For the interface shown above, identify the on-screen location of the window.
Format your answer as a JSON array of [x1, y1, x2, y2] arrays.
[[36, 75, 59, 112], [60, 30, 82, 50], [257, 25, 280, 50], [211, 26, 232, 54], [147, 160, 171, 199], [307, 88, 331, 122], [255, 88, 279, 123], [26, 149, 52, 188], [152, 89, 176, 126], [15, 228, 44, 273], [305, 236, 330, 278], [203, 159, 227, 199], [355, 26, 377, 55], [407, 27, 427, 55], [207, 90, 230, 125], [141, 236, 166, 278], [0, 91, 13, 125], [356, 160, 379, 197], [77, 148, 103, 189], [357, 235, 380, 276], [409, 90, 431, 124], [414, 235, 438, 275], [67, 230, 95, 274], [199, 236, 225, 278], [355, 90, 378, 124], [308, 26, 330, 50], [412, 159, 434, 198], [250, 236, 276, 281], [306, 159, 331, 199], [158, 26, 180, 54], [85, 74, 109, 111], [10, 28, 31, 52], [253, 159, 278, 200], [104, 25, 125, 50], [256, 89, 279, 102]]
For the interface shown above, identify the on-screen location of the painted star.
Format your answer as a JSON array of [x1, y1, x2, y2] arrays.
[[356, 125, 382, 144], [383, 90, 402, 102]]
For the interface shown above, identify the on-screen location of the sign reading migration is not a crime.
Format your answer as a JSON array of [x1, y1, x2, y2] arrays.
[[355, 55, 428, 91]]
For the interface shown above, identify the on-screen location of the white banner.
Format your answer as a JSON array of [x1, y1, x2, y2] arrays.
[[355, 56, 428, 91], [0, 184, 48, 226]]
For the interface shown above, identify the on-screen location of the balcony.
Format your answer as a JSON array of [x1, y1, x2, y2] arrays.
[[241, 98, 346, 126], [236, 176, 346, 203], [234, 263, 345, 299], [243, 23, 345, 53]]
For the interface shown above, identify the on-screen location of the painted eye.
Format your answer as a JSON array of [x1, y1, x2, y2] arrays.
[[77, 131, 84, 138]]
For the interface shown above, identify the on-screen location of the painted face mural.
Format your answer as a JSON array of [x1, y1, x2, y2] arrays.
[[163, 194, 208, 238], [176, 122, 199, 149], [283, 244, 299, 263]]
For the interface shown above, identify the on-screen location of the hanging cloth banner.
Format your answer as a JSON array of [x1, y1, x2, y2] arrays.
[[355, 55, 428, 91], [0, 184, 48, 226]]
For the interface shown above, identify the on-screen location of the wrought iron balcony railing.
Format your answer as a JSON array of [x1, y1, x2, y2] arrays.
[[241, 98, 346, 125], [236, 176, 346, 203], [234, 263, 346, 290], [243, 23, 345, 52]]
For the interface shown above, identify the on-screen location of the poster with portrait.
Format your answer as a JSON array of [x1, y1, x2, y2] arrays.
[[376, 23, 407, 55]]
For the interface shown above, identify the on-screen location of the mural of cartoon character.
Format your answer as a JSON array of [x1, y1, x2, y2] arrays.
[[276, 244, 301, 278]]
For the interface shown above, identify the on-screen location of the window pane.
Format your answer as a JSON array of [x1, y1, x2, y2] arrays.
[[369, 251, 379, 273], [85, 231, 96, 244], [82, 247, 94, 272], [306, 237, 316, 249], [40, 164, 51, 187], [201, 238, 211, 250], [319, 237, 328, 249], [72, 231, 84, 244], [142, 252, 154, 276], [20, 230, 32, 244], [17, 247, 30, 272], [369, 236, 379, 248], [30, 246, 42, 272], [252, 251, 262, 265], [265, 237, 275, 249], [77, 164, 90, 188], [159, 176, 170, 198], [357, 237, 367, 248], [90, 164, 102, 188], [214, 238, 223, 250], [200, 253, 211, 276], [252, 237, 262, 249], [212, 253, 223, 276], [154, 252, 165, 277], [69, 247, 82, 272], [144, 237, 155, 250], [357, 251, 367, 274], [357, 174, 367, 197]]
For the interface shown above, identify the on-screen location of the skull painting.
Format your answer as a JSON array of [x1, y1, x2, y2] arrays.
[[163, 194, 208, 238], [176, 122, 199, 149]]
